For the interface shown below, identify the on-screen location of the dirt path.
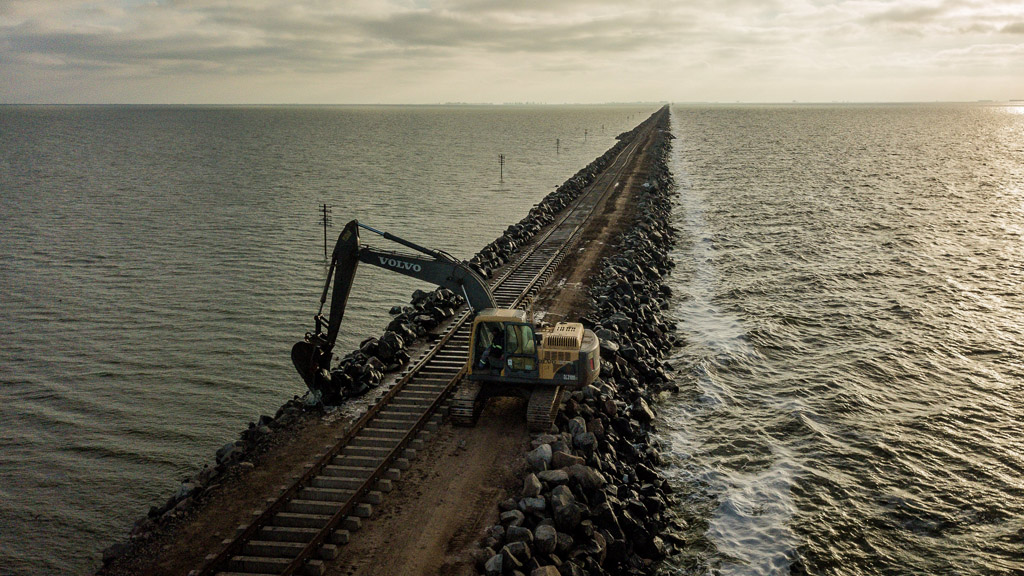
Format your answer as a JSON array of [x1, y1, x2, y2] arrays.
[[101, 109, 666, 576], [534, 114, 658, 324], [325, 399, 529, 576]]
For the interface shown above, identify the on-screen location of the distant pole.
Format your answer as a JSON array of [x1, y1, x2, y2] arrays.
[[499, 154, 505, 182], [556, 138, 560, 155], [320, 203, 332, 258]]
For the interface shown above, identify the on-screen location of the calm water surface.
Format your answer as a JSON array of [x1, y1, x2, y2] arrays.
[[662, 103, 1024, 575], [0, 104, 655, 574]]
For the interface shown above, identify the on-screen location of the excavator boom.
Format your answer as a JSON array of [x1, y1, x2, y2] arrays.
[[294, 219, 495, 390]]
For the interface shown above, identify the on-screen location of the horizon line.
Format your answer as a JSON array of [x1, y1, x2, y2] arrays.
[[1, 99, 1019, 107]]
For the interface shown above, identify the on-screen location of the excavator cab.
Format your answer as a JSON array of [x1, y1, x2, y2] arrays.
[[469, 309, 541, 382], [471, 314, 540, 380]]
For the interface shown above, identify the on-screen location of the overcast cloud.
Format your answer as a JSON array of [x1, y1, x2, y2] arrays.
[[2, 0, 1022, 103]]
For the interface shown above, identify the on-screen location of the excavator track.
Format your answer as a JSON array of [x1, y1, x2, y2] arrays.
[[192, 107, 667, 576], [450, 380, 482, 426], [526, 385, 564, 433]]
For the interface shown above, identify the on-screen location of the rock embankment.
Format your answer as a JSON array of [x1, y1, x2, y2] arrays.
[[473, 117, 686, 576], [99, 109, 665, 570]]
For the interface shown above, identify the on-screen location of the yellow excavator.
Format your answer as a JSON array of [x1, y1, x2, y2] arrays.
[[292, 220, 600, 431]]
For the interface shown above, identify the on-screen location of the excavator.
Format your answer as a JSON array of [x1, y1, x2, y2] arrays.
[[292, 219, 600, 431]]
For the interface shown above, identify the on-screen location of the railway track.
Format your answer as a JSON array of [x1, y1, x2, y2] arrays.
[[192, 107, 665, 576]]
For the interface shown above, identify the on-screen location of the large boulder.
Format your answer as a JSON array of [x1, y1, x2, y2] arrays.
[[534, 524, 558, 555], [554, 502, 583, 532], [536, 469, 569, 486], [484, 552, 503, 576], [526, 443, 552, 472], [522, 473, 542, 498], [550, 451, 584, 470], [566, 464, 605, 492]]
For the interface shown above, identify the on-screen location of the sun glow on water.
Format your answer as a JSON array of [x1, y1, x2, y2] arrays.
[[661, 103, 1024, 575]]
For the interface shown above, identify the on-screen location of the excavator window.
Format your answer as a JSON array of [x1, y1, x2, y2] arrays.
[[506, 323, 537, 374], [507, 324, 535, 355], [475, 322, 505, 371], [523, 325, 535, 354], [505, 324, 519, 352], [474, 322, 537, 375]]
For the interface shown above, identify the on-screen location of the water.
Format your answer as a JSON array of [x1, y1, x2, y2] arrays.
[[6, 103, 1022, 576], [661, 103, 1024, 575], [0, 104, 656, 575]]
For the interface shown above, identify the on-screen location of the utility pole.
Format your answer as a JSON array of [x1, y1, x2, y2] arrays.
[[556, 138, 560, 155], [320, 203, 332, 258], [499, 154, 505, 182]]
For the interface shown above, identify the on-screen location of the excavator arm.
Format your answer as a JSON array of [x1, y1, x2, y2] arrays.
[[293, 219, 496, 390]]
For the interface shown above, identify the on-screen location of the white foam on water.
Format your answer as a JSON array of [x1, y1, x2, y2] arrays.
[[671, 160, 753, 360], [705, 451, 800, 575], [667, 112, 800, 573]]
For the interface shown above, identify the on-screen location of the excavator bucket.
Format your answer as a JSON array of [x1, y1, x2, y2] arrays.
[[292, 340, 346, 402], [291, 340, 323, 389]]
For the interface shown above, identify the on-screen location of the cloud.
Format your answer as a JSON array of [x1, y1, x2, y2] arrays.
[[2, 0, 1023, 103], [2, 0, 692, 76], [857, 0, 1024, 36], [861, 3, 948, 25], [1002, 22, 1024, 34]]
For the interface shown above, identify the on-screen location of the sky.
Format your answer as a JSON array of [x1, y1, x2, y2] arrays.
[[2, 0, 1023, 104]]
